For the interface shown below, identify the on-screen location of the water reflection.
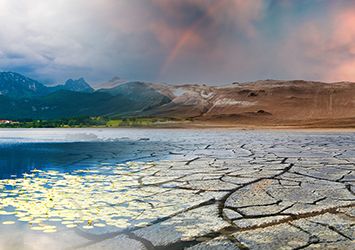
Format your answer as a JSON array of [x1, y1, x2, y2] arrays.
[[0, 140, 178, 179]]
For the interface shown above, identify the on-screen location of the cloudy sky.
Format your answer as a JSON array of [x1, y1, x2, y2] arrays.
[[0, 0, 354, 86]]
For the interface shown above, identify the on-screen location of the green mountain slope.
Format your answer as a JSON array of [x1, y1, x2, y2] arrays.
[[0, 90, 147, 119], [97, 81, 171, 110]]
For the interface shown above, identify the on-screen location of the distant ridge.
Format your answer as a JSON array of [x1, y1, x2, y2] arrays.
[[0, 72, 94, 99], [0, 72, 49, 99], [3, 71, 355, 126], [93, 76, 126, 90], [48, 77, 94, 93]]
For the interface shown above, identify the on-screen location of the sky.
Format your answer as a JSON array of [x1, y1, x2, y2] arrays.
[[0, 0, 355, 86]]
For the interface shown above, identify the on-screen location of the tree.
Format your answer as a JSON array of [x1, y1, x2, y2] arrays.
[[68, 120, 75, 127]]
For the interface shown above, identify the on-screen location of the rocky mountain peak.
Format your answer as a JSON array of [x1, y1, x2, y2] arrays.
[[0, 71, 49, 99], [64, 78, 93, 93], [109, 76, 121, 82]]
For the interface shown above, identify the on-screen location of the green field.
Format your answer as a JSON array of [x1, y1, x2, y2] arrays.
[[0, 115, 178, 128]]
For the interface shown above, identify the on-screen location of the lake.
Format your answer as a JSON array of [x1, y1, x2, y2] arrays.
[[1, 128, 355, 249]]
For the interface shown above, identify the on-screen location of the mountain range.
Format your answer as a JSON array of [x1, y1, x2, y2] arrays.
[[1, 71, 355, 126], [0, 72, 172, 120], [0, 72, 50, 99], [48, 78, 94, 93]]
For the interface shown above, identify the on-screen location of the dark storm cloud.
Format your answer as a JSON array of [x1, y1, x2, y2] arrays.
[[0, 0, 355, 86]]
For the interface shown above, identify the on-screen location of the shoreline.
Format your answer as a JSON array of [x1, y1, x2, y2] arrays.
[[2, 122, 355, 132]]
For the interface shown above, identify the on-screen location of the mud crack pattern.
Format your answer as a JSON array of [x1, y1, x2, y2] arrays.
[[1, 131, 355, 249]]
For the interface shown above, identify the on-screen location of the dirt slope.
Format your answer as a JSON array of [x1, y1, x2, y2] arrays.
[[146, 80, 355, 126]]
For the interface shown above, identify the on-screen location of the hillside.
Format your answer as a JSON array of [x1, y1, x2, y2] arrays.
[[92, 77, 125, 90], [97, 81, 171, 110], [143, 80, 355, 126], [0, 89, 170, 120]]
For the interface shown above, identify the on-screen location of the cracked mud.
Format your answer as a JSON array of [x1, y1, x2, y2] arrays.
[[1, 130, 355, 249]]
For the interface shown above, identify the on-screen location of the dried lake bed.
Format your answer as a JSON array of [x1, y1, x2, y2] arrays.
[[1, 128, 355, 249]]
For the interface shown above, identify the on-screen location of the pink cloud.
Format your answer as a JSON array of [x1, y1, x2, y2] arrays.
[[280, 5, 355, 82], [325, 9, 355, 81], [330, 9, 355, 53], [227, 0, 265, 38]]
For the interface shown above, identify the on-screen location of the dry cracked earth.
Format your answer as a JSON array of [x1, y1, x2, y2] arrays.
[[2, 131, 355, 250]]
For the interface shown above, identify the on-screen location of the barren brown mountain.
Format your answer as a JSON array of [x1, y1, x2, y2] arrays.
[[144, 80, 355, 127]]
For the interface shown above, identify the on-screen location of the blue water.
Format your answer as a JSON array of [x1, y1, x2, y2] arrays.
[[0, 128, 220, 179], [0, 128, 179, 179]]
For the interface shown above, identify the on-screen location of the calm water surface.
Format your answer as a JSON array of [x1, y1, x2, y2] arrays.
[[0, 128, 197, 179]]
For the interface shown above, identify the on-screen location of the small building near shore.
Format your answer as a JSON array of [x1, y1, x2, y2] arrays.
[[0, 120, 19, 124]]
